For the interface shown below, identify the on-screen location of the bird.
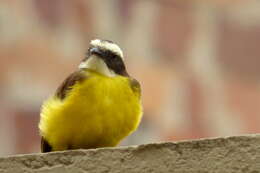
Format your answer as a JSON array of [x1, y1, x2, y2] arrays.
[[38, 39, 143, 152]]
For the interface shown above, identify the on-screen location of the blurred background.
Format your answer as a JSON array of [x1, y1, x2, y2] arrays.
[[1, 0, 260, 156]]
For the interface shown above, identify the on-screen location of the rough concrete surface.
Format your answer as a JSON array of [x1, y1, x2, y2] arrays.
[[0, 134, 260, 173]]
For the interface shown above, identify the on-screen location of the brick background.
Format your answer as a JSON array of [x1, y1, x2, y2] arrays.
[[0, 0, 260, 155]]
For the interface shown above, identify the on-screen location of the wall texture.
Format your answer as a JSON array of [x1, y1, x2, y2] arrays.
[[0, 134, 260, 173]]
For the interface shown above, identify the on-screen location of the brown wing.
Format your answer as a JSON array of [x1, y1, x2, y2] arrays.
[[41, 137, 52, 153], [55, 70, 86, 100], [129, 78, 141, 98]]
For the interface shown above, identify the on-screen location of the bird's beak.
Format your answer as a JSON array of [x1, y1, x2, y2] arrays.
[[78, 47, 105, 69], [89, 47, 104, 58]]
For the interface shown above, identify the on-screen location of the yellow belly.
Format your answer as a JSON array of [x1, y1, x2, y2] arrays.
[[39, 71, 142, 151]]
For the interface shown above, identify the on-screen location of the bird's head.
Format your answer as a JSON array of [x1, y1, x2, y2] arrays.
[[79, 39, 128, 77]]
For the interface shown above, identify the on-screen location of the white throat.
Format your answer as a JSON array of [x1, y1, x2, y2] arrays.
[[79, 55, 116, 77]]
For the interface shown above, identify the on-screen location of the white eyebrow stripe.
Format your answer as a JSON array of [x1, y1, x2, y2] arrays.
[[90, 39, 124, 59]]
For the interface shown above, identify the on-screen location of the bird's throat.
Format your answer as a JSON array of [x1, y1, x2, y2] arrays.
[[79, 56, 116, 77]]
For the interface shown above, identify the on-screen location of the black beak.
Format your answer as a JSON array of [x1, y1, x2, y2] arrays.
[[90, 47, 104, 58]]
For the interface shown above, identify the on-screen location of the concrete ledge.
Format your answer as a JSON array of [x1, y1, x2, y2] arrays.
[[1, 134, 260, 173]]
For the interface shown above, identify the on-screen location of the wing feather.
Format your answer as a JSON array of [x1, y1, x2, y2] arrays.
[[129, 78, 141, 98], [41, 137, 52, 153], [55, 70, 86, 100]]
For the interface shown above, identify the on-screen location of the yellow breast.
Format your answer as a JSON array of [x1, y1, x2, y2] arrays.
[[39, 70, 142, 151]]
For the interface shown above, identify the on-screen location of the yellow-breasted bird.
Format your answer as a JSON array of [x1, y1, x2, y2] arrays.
[[39, 39, 142, 152]]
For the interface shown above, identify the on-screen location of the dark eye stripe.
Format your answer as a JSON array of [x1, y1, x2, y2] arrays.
[[99, 47, 122, 58]]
